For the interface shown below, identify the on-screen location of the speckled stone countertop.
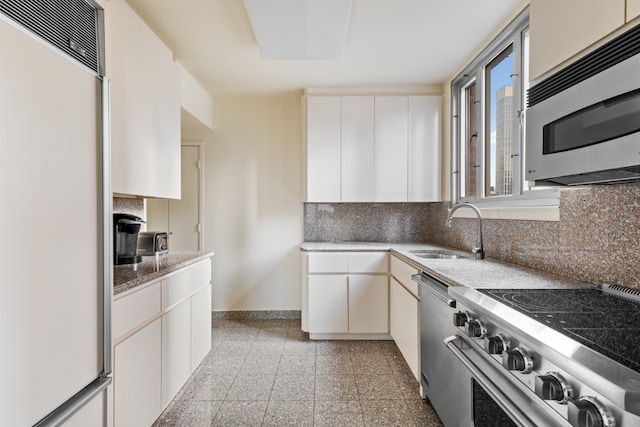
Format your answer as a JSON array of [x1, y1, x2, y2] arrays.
[[113, 251, 215, 296], [300, 242, 592, 290]]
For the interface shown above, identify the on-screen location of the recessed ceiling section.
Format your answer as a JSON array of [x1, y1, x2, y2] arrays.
[[243, 0, 353, 59]]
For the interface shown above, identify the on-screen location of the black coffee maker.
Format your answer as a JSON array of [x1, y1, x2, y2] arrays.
[[113, 213, 145, 265]]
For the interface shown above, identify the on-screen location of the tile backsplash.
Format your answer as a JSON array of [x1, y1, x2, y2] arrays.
[[304, 203, 433, 243], [304, 182, 640, 288], [113, 197, 144, 219]]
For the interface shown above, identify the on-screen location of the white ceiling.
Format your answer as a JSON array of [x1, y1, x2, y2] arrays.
[[124, 0, 526, 96]]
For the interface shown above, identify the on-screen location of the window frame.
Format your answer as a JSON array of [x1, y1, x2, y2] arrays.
[[450, 7, 559, 210]]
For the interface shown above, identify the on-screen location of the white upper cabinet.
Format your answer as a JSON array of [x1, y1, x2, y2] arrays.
[[110, 0, 181, 199], [629, 0, 640, 21], [529, 0, 626, 81], [342, 96, 375, 201], [305, 95, 441, 202], [375, 97, 409, 202], [306, 96, 342, 202], [408, 96, 441, 202]]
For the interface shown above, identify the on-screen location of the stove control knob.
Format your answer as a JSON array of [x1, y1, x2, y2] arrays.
[[535, 372, 572, 403], [453, 311, 469, 327], [568, 396, 616, 427], [502, 347, 534, 374], [484, 334, 511, 355], [466, 319, 487, 338]]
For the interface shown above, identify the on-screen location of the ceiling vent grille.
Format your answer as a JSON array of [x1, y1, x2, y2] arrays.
[[528, 23, 640, 107], [0, 0, 99, 72]]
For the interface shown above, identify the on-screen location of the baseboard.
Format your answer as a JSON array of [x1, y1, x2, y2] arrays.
[[211, 310, 301, 320]]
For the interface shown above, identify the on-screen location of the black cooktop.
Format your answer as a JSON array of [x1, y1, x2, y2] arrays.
[[479, 288, 640, 373]]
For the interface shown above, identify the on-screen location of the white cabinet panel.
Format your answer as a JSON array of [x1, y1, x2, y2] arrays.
[[308, 275, 349, 333], [348, 252, 388, 274], [113, 282, 161, 341], [529, 0, 625, 80], [161, 300, 191, 408], [389, 277, 420, 381], [375, 97, 408, 201], [111, 0, 181, 198], [162, 258, 211, 310], [306, 96, 342, 202], [629, 0, 640, 21], [408, 96, 442, 202], [114, 318, 162, 427], [191, 284, 212, 371], [341, 96, 375, 201], [307, 253, 349, 273], [390, 255, 419, 297], [348, 275, 389, 334]]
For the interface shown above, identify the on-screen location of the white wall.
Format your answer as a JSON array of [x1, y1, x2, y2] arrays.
[[183, 96, 303, 312]]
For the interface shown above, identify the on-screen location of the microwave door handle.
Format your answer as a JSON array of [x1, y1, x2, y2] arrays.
[[444, 335, 537, 427]]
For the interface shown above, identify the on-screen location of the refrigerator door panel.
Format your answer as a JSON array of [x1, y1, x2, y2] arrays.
[[0, 17, 103, 426]]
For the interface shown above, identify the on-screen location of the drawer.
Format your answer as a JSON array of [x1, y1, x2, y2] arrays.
[[113, 281, 162, 341], [348, 252, 388, 273], [307, 253, 349, 273], [390, 255, 419, 297], [162, 259, 211, 311]]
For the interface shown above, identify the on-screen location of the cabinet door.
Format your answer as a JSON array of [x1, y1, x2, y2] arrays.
[[341, 96, 375, 201], [308, 275, 348, 333], [110, 0, 180, 198], [161, 299, 191, 408], [375, 97, 409, 201], [114, 318, 162, 427], [529, 0, 625, 80], [191, 284, 212, 371], [629, 0, 640, 22], [306, 96, 342, 202], [348, 275, 388, 334], [408, 96, 442, 202], [390, 277, 420, 381]]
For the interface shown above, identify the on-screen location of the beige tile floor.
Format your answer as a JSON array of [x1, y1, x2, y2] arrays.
[[153, 319, 444, 426]]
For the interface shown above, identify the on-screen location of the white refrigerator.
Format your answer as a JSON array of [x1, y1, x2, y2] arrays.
[[0, 2, 111, 426]]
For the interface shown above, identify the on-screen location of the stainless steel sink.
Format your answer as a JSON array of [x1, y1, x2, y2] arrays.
[[407, 249, 469, 259]]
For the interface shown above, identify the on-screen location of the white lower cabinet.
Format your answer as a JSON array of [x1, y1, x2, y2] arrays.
[[390, 277, 420, 381], [308, 275, 349, 333], [304, 252, 389, 338], [113, 259, 212, 426], [191, 284, 213, 370], [114, 318, 162, 427], [389, 255, 420, 381], [349, 275, 389, 333], [161, 299, 192, 408]]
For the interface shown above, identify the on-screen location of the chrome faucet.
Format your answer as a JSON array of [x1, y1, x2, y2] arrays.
[[446, 202, 484, 260]]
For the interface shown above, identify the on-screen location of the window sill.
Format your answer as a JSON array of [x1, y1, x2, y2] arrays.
[[450, 205, 559, 221]]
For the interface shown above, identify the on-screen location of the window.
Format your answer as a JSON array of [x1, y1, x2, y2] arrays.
[[451, 8, 557, 207]]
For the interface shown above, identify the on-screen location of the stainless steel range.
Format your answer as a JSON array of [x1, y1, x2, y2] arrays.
[[447, 284, 640, 427]]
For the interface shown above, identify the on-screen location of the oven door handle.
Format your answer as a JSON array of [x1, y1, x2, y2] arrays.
[[411, 274, 456, 307], [444, 335, 537, 427]]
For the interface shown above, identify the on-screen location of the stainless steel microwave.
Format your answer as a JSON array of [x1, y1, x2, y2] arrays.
[[526, 46, 640, 186]]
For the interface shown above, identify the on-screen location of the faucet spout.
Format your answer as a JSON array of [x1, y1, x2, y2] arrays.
[[445, 202, 484, 260]]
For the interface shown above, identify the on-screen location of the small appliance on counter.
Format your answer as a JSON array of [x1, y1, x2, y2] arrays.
[[113, 213, 145, 265], [137, 231, 169, 257]]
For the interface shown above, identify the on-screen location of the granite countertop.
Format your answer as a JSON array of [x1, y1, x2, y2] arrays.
[[113, 251, 215, 296], [300, 241, 592, 290]]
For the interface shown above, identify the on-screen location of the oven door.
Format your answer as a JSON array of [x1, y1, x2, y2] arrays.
[[444, 335, 566, 427]]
